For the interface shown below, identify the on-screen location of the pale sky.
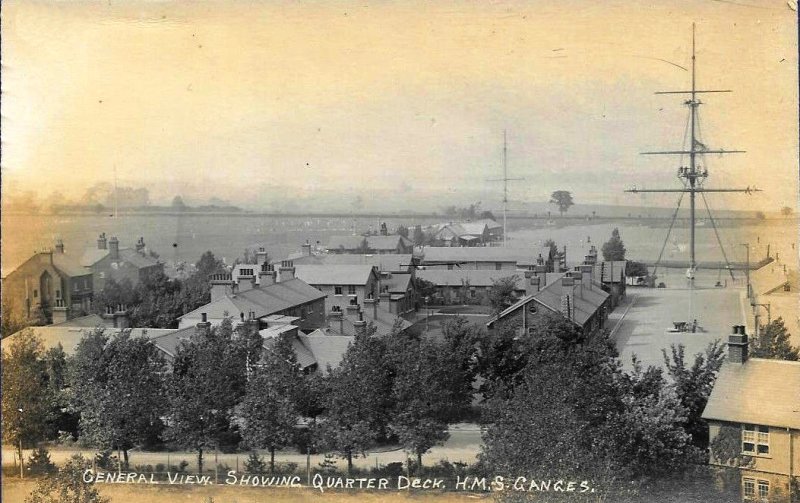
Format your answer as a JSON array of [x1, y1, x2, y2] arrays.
[[2, 0, 797, 212]]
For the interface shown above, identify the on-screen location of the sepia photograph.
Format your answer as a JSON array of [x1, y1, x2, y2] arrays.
[[1, 1, 798, 502]]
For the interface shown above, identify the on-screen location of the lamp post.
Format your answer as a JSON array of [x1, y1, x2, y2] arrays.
[[740, 243, 751, 303]]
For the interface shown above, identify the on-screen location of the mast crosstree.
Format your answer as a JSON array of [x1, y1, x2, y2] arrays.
[[626, 24, 759, 277], [487, 130, 525, 247]]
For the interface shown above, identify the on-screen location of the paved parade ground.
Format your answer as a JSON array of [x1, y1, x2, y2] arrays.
[[611, 281, 746, 371]]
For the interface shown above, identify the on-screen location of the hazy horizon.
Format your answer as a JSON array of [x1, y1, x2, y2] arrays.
[[2, 0, 797, 214]]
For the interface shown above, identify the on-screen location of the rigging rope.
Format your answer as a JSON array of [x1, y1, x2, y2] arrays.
[[653, 192, 685, 277], [701, 191, 736, 281]]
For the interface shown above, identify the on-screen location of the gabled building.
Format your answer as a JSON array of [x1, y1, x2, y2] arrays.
[[178, 263, 327, 332], [702, 326, 800, 502], [2, 244, 94, 322], [486, 267, 610, 338], [81, 234, 163, 292], [416, 269, 527, 305], [421, 246, 556, 272], [293, 264, 380, 311], [432, 222, 490, 247], [284, 252, 418, 274], [326, 235, 413, 254]]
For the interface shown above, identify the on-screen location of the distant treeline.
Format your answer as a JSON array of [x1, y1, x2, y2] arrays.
[[7, 204, 244, 215]]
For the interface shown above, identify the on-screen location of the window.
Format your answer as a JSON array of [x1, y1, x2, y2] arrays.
[[742, 424, 769, 456], [743, 478, 755, 498], [33, 289, 38, 298], [348, 285, 357, 295], [99, 272, 105, 279], [757, 480, 769, 499], [470, 289, 476, 298], [447, 264, 454, 270], [74, 282, 79, 292], [334, 286, 343, 296], [56, 290, 60, 299], [495, 262, 502, 270], [743, 478, 770, 500]]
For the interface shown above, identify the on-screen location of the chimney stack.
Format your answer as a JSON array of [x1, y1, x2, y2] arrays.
[[255, 247, 268, 265], [209, 273, 234, 301], [278, 260, 295, 282], [55, 239, 65, 254], [196, 312, 211, 332], [109, 236, 120, 260], [135, 237, 146, 254], [259, 262, 276, 286], [301, 240, 312, 256], [728, 325, 749, 364], [328, 307, 345, 334], [236, 268, 256, 293], [97, 233, 108, 250], [353, 310, 367, 337], [364, 294, 379, 321]]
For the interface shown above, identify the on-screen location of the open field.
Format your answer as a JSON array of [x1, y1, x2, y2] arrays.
[[3, 213, 793, 277], [2, 426, 483, 474]]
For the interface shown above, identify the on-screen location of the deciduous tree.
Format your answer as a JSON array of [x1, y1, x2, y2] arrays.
[[487, 275, 521, 315], [165, 318, 250, 473], [70, 330, 166, 467], [549, 190, 574, 217], [662, 341, 725, 446], [240, 334, 300, 472], [1, 330, 56, 462], [320, 324, 390, 473]]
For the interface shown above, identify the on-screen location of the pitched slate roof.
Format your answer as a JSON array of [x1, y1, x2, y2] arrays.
[[286, 254, 415, 273], [80, 249, 110, 267], [118, 249, 161, 269], [178, 278, 325, 321], [149, 326, 196, 358], [458, 222, 489, 236], [417, 269, 525, 288], [80, 248, 160, 269], [422, 246, 536, 265], [52, 314, 112, 328], [326, 235, 367, 250], [51, 254, 91, 277], [488, 275, 608, 328], [382, 273, 413, 293], [591, 261, 627, 284], [297, 332, 354, 373], [2, 326, 177, 356], [294, 265, 376, 286], [366, 235, 413, 250], [751, 264, 798, 296], [474, 218, 502, 230], [702, 358, 800, 429]]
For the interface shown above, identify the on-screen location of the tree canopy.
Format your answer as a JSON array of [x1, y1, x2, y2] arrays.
[[70, 329, 167, 467], [602, 227, 627, 261], [750, 317, 798, 361], [549, 191, 574, 216]]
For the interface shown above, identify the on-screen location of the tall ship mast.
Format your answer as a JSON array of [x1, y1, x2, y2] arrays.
[[626, 24, 759, 285]]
